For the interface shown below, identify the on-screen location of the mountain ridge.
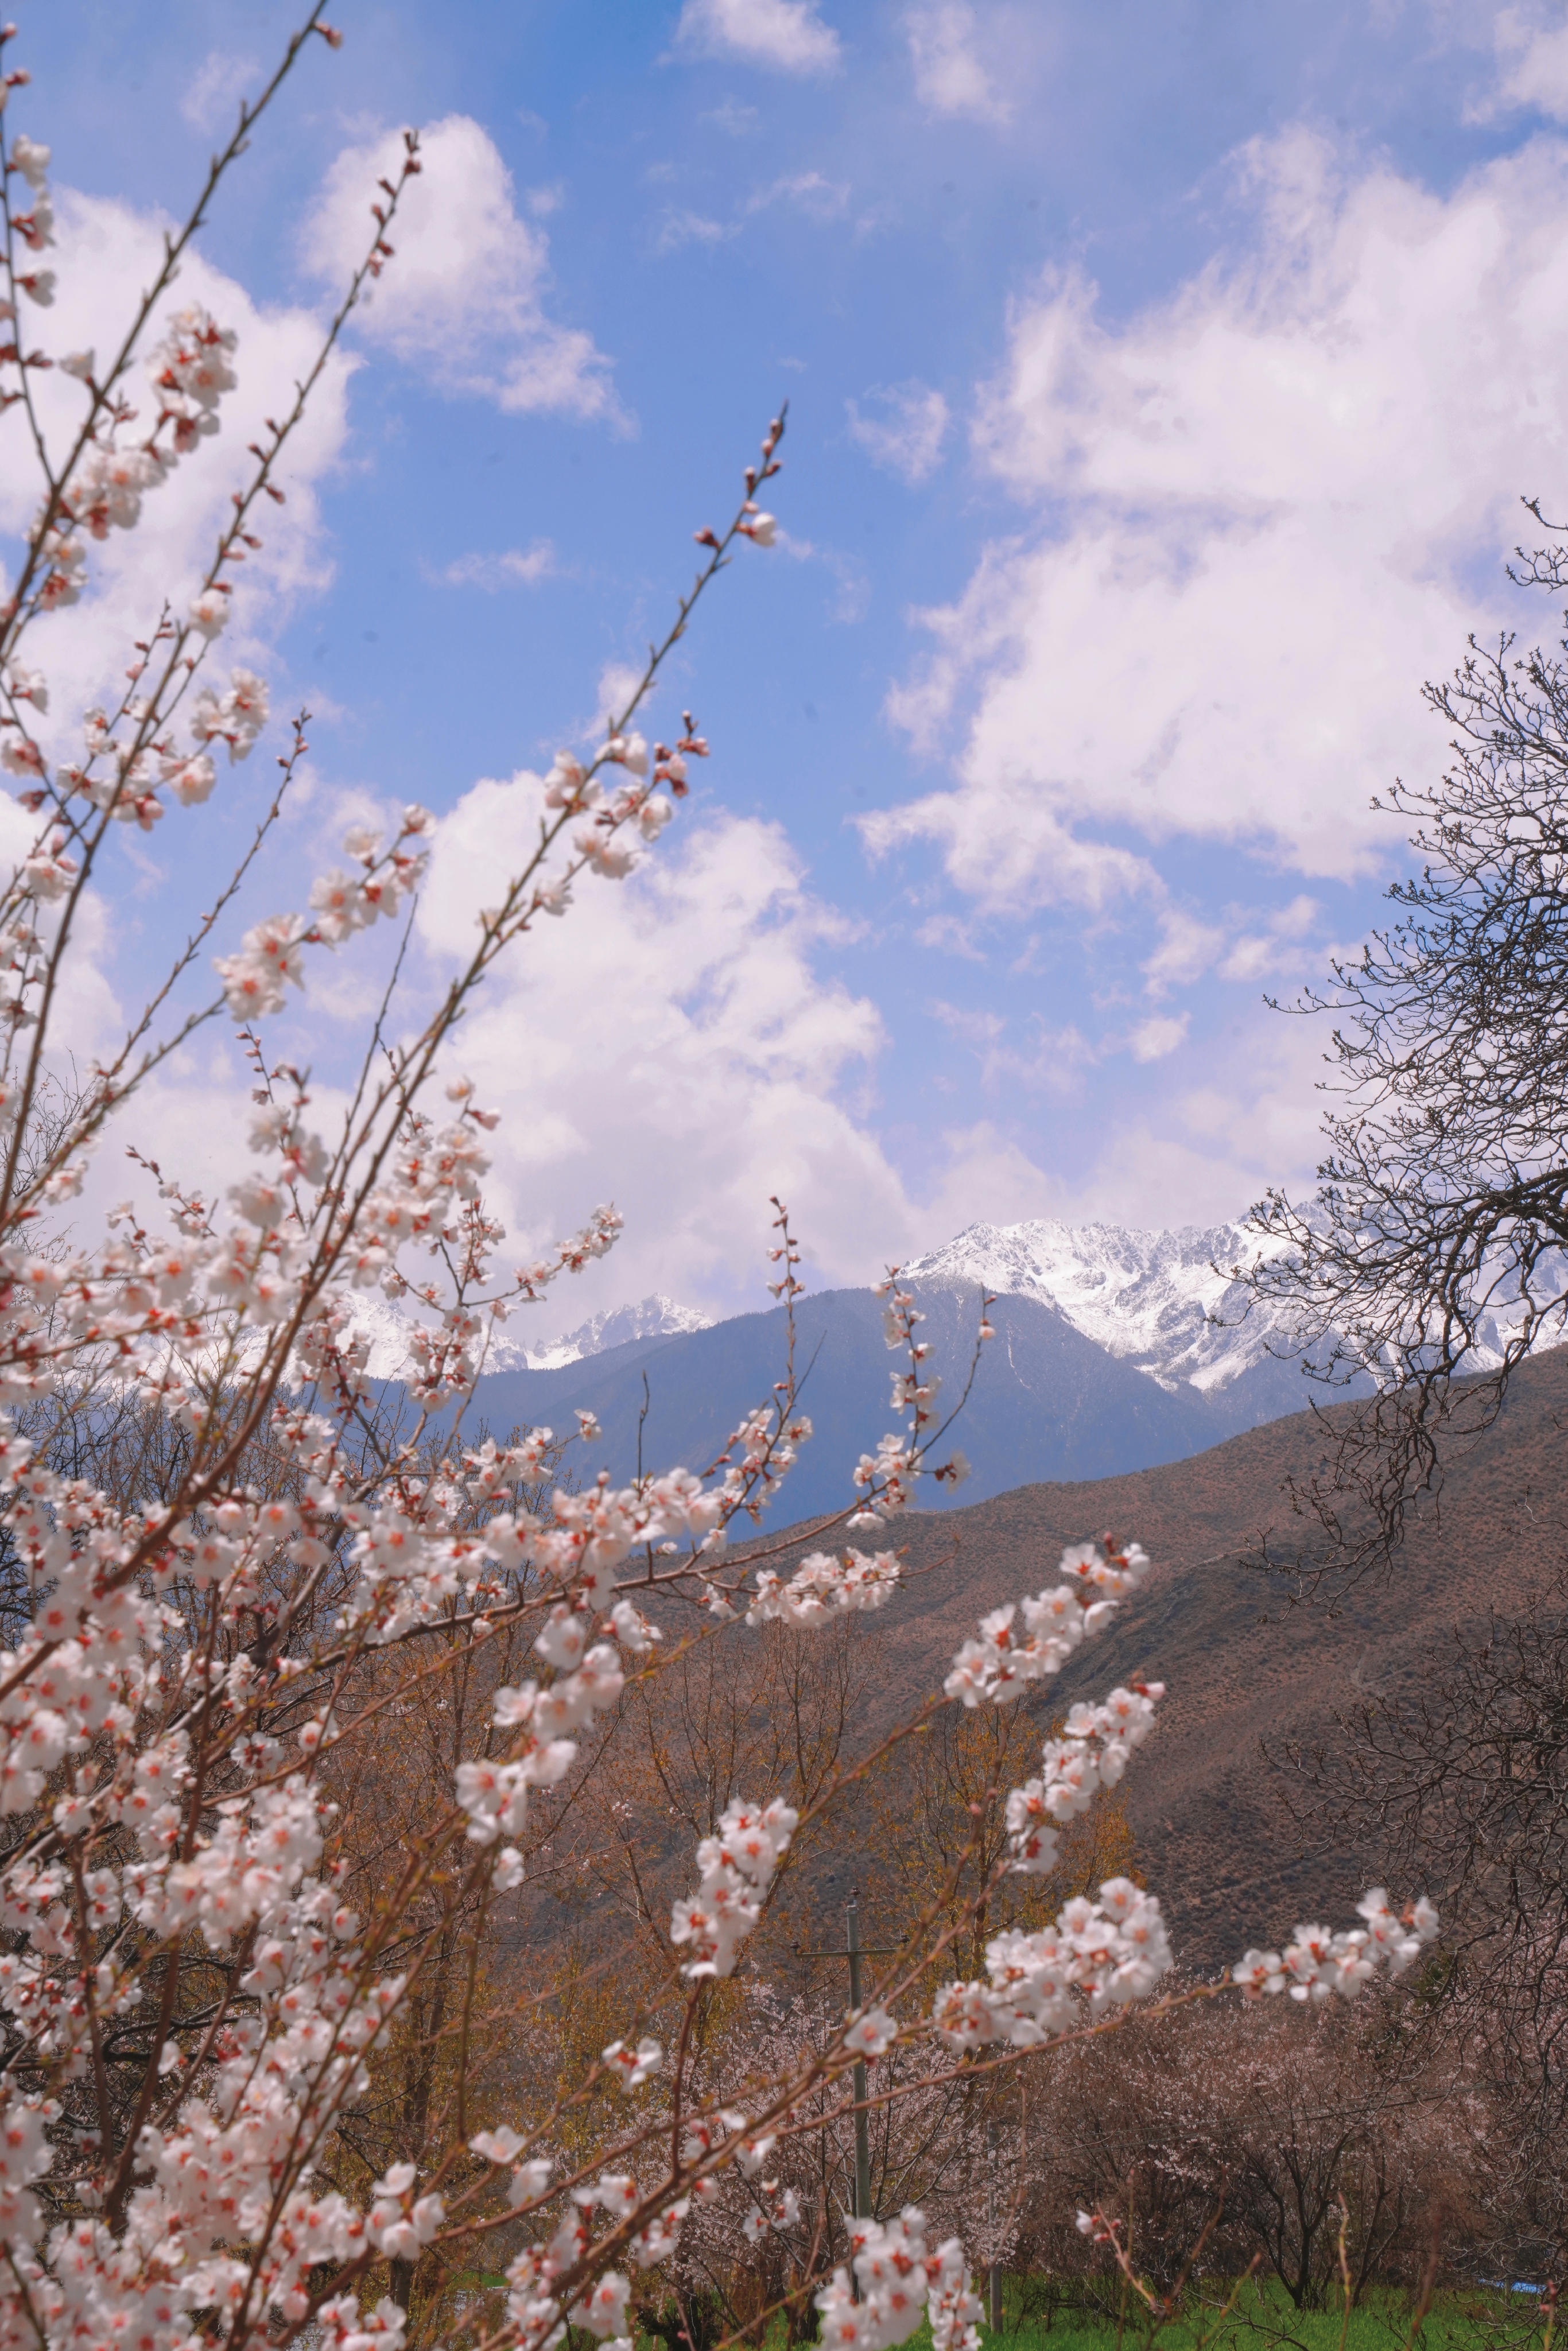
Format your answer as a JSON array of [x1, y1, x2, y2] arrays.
[[456, 1281, 1318, 1519]]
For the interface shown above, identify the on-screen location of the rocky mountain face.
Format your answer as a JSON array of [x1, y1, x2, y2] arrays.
[[903, 1212, 1565, 1392], [901, 1215, 1311, 1420], [355, 1213, 1561, 1449]]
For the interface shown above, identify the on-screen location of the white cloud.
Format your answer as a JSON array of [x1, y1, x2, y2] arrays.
[[912, 1009, 1329, 1236], [676, 0, 842, 75], [775, 529, 870, 622], [300, 116, 623, 425], [846, 381, 951, 482], [0, 185, 352, 760], [180, 50, 262, 134], [593, 662, 649, 734], [655, 209, 739, 255], [1140, 910, 1224, 998], [655, 172, 851, 256], [1128, 1012, 1190, 1062], [432, 542, 556, 589], [917, 911, 986, 959], [930, 998, 1004, 1043], [1217, 892, 1321, 982], [906, 3, 1007, 120], [415, 779, 921, 1305], [0, 181, 410, 1228], [747, 170, 852, 219], [1485, 6, 1568, 118], [867, 130, 1568, 913]]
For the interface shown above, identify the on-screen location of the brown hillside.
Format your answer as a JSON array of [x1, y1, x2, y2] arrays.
[[786, 1348, 1568, 1972]]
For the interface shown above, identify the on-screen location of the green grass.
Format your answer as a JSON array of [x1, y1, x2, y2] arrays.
[[643, 2278, 1554, 2351], [883, 2279, 1553, 2351], [445, 2269, 1551, 2351]]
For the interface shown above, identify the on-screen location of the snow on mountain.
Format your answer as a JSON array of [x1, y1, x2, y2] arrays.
[[903, 1216, 1568, 1399], [901, 1218, 1283, 1394], [522, 1293, 713, 1371], [336, 1291, 711, 1383], [337, 1291, 425, 1383]]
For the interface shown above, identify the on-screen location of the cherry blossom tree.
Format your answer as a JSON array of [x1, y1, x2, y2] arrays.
[[0, 21, 1442, 2351]]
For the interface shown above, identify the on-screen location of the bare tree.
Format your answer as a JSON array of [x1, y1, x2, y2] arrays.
[[1241, 507, 1568, 1581], [1286, 1561, 1568, 2265]]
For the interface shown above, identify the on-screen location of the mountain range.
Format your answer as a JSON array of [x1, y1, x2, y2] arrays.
[[440, 1225, 1568, 1973], [442, 1218, 1344, 1518]]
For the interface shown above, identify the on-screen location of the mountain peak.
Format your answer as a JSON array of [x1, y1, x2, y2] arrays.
[[522, 1292, 712, 1371], [902, 1215, 1270, 1392]]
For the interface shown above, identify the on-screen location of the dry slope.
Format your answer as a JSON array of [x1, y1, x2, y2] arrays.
[[784, 1349, 1568, 1972]]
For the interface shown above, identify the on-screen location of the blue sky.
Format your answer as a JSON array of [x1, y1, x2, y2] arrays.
[[9, 0, 1568, 1328]]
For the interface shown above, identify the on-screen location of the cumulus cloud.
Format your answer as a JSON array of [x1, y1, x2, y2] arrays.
[[906, 3, 1006, 120], [300, 115, 622, 425], [913, 1002, 1332, 1236], [676, 0, 842, 74], [0, 173, 398, 1254], [865, 129, 1568, 912], [416, 779, 922, 1306], [1140, 910, 1224, 999], [1218, 893, 1321, 983], [0, 185, 352, 758], [846, 381, 951, 481], [592, 662, 649, 734]]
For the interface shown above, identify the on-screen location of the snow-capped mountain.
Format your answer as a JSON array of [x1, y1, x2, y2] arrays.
[[522, 1293, 712, 1371], [904, 1215, 1568, 1402], [337, 1291, 426, 1384], [901, 1218, 1283, 1395], [339, 1291, 711, 1383]]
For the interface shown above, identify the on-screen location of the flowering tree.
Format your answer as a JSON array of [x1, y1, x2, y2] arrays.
[[0, 22, 1443, 2351], [1019, 1993, 1484, 2310]]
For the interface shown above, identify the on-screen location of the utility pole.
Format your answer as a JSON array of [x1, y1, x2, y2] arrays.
[[985, 2120, 1001, 2331], [846, 1895, 872, 2225], [798, 1892, 900, 2244]]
